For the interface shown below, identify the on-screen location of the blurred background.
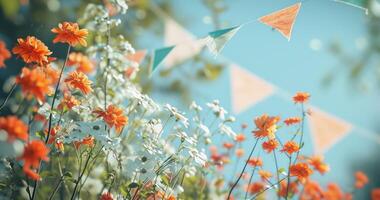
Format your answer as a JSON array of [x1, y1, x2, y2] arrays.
[[1, 0, 380, 198]]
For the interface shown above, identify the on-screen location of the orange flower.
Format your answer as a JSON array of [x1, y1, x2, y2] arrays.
[[74, 136, 95, 149], [324, 183, 343, 200], [44, 126, 60, 144], [93, 105, 128, 133], [308, 155, 329, 175], [281, 141, 300, 155], [20, 140, 49, 180], [51, 22, 88, 47], [235, 133, 246, 142], [252, 114, 280, 139], [100, 192, 114, 200], [0, 116, 28, 142], [293, 92, 310, 104], [0, 40, 11, 68], [223, 142, 234, 150], [57, 93, 80, 110], [258, 170, 272, 181], [290, 163, 313, 181], [300, 181, 324, 200], [40, 66, 59, 85], [64, 71, 92, 95], [235, 148, 244, 157], [248, 157, 263, 167], [262, 139, 279, 153], [67, 52, 94, 74], [278, 181, 298, 197], [354, 171, 368, 189], [16, 67, 52, 102], [372, 188, 380, 200], [284, 117, 301, 126], [245, 182, 265, 194], [12, 36, 52, 65]]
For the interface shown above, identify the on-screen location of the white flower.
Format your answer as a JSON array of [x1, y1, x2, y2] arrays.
[[189, 101, 202, 112], [197, 123, 210, 137], [219, 124, 236, 138], [188, 148, 207, 166], [164, 104, 189, 128], [206, 100, 228, 120]]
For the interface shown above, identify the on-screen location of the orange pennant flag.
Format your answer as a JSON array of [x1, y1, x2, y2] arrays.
[[259, 3, 301, 41], [126, 50, 147, 64], [230, 64, 275, 114], [308, 107, 353, 154]]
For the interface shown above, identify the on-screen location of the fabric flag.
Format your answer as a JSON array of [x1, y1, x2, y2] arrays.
[[308, 107, 353, 154], [206, 26, 241, 57], [163, 18, 206, 68], [126, 50, 147, 64], [150, 46, 175, 74], [334, 0, 368, 14], [258, 3, 301, 41], [230, 64, 275, 114]]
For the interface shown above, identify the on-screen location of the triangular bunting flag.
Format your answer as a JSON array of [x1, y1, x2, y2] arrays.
[[308, 107, 353, 154], [126, 50, 146, 64], [259, 3, 301, 41], [230, 64, 275, 114], [334, 0, 368, 14], [206, 26, 241, 57], [163, 19, 206, 68], [151, 46, 175, 74]]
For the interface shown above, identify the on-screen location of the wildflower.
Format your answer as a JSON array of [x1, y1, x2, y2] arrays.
[[300, 181, 324, 200], [100, 192, 114, 200], [57, 93, 80, 110], [0, 40, 11, 68], [262, 139, 279, 153], [278, 181, 298, 197], [164, 104, 189, 128], [64, 71, 92, 94], [223, 142, 234, 150], [16, 67, 51, 102], [324, 183, 344, 200], [44, 126, 60, 144], [308, 155, 329, 175], [246, 182, 265, 194], [40, 66, 59, 85], [354, 171, 368, 189], [290, 163, 313, 181], [235, 133, 246, 142], [206, 100, 228, 120], [372, 188, 380, 200], [248, 157, 263, 167], [219, 124, 237, 138], [258, 170, 272, 181], [51, 22, 88, 47], [12, 36, 52, 65], [281, 141, 300, 155], [0, 116, 28, 142], [93, 104, 128, 133], [284, 117, 301, 126], [74, 136, 95, 149], [235, 148, 244, 157], [252, 114, 280, 139], [20, 140, 49, 180], [293, 92, 310, 104], [67, 52, 94, 74]]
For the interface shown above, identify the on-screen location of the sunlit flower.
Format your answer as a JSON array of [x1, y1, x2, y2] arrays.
[[284, 117, 301, 126], [372, 188, 380, 200], [248, 157, 263, 167], [278, 181, 298, 198], [100, 192, 114, 200], [281, 141, 300, 155], [258, 170, 272, 181], [64, 71, 92, 94], [252, 114, 280, 139], [308, 155, 329, 175], [290, 163, 313, 181], [51, 22, 88, 47], [67, 52, 95, 74], [354, 171, 368, 189], [12, 36, 52, 65], [0, 116, 28, 142], [164, 104, 189, 128], [40, 66, 59, 85], [293, 92, 310, 104], [324, 183, 344, 200], [235, 148, 244, 157], [0, 40, 11, 68], [16, 67, 52, 102], [235, 133, 246, 142], [57, 93, 80, 110], [74, 136, 95, 149], [223, 142, 234, 150], [300, 181, 324, 200], [262, 139, 279, 153], [245, 182, 265, 194], [44, 126, 60, 144], [20, 140, 49, 180], [94, 104, 128, 133]]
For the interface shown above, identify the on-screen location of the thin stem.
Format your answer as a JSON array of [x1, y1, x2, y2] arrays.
[[273, 150, 281, 199], [70, 147, 95, 200], [48, 176, 64, 200], [250, 177, 287, 200], [285, 155, 292, 200], [227, 138, 260, 200], [293, 104, 305, 165], [244, 166, 257, 200], [0, 83, 17, 111]]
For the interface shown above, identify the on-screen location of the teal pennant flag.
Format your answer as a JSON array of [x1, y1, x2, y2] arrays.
[[206, 25, 241, 57], [150, 46, 175, 75]]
